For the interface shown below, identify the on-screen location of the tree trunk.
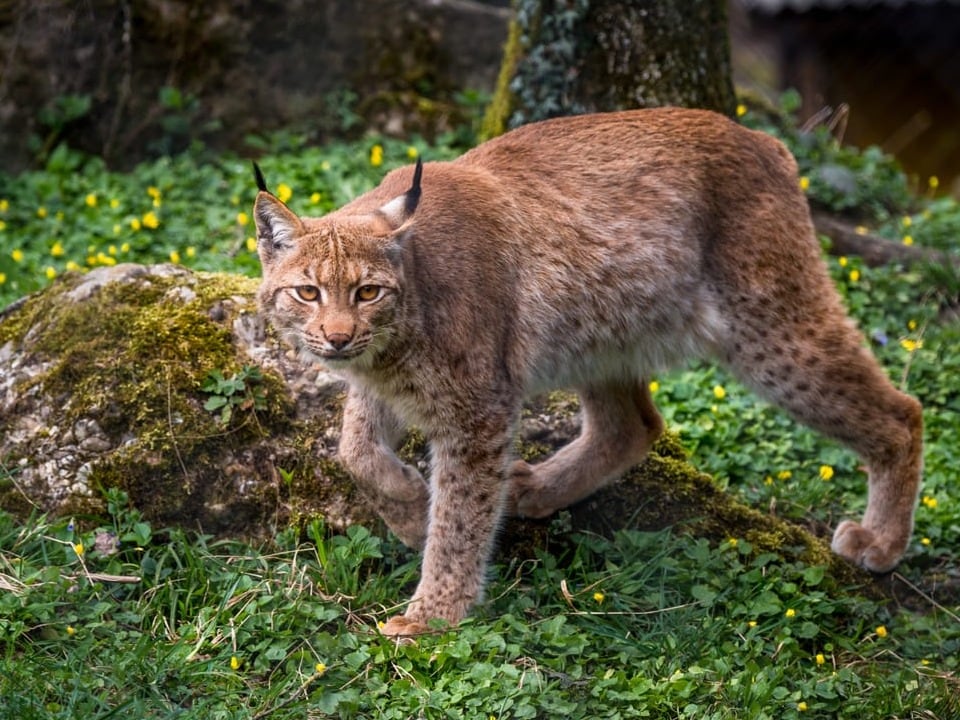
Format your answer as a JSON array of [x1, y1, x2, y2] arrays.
[[483, 0, 736, 138]]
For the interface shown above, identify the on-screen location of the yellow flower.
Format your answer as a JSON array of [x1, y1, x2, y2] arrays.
[[37, 206, 48, 218], [907, 319, 917, 331], [147, 186, 161, 201], [370, 144, 384, 167], [45, 266, 57, 280], [747, 620, 757, 628], [764, 475, 773, 485], [11, 249, 23, 262], [819, 465, 834, 481], [108, 245, 117, 256], [51, 241, 65, 257], [113, 223, 121, 234], [736, 104, 747, 118], [96, 252, 116, 266], [121, 242, 131, 253], [246, 237, 257, 252], [593, 591, 605, 604], [315, 662, 327, 676], [236, 211, 249, 226], [785, 608, 796, 618], [73, 542, 84, 556], [900, 338, 922, 353], [728, 537, 738, 547], [902, 216, 912, 228], [712, 384, 726, 400], [799, 176, 810, 191], [0, 272, 6, 285], [0, 220, 6, 231], [66, 261, 81, 272], [798, 701, 808, 712], [849, 269, 860, 283], [186, 246, 196, 258], [902, 235, 913, 246], [777, 470, 792, 480], [130, 217, 141, 231], [928, 176, 939, 190], [0, 198, 8, 212], [85, 193, 97, 207], [110, 198, 120, 209], [407, 145, 419, 159], [921, 495, 938, 510], [921, 537, 931, 546], [142, 211, 159, 229], [875, 625, 888, 638], [230, 655, 240, 670], [648, 380, 659, 393], [170, 250, 181, 264], [66, 625, 76, 637], [310, 192, 322, 204], [815, 653, 825, 666], [277, 182, 293, 203]]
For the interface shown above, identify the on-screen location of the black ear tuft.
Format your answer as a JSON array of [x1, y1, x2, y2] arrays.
[[253, 161, 269, 193], [403, 157, 423, 216]]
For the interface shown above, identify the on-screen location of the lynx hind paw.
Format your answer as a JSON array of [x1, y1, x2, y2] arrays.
[[379, 615, 432, 638], [507, 460, 555, 519], [831, 520, 904, 574]]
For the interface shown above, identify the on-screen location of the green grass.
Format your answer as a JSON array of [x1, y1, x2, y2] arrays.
[[0, 496, 957, 719], [1, 106, 959, 717]]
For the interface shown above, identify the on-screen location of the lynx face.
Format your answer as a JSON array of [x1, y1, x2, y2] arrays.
[[255, 198, 407, 371]]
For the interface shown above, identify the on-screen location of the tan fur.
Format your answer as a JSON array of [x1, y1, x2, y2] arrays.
[[254, 108, 923, 637]]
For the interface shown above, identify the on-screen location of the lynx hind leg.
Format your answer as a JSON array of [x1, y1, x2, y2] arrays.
[[509, 379, 664, 518], [338, 388, 430, 551], [724, 307, 922, 573]]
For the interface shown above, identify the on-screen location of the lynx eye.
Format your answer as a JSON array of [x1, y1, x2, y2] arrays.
[[355, 285, 381, 303], [294, 285, 320, 302]]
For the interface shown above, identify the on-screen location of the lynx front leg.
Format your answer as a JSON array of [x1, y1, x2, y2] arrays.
[[381, 423, 513, 636], [338, 387, 429, 550], [509, 379, 664, 518]]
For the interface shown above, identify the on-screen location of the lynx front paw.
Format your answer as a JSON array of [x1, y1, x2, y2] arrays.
[[506, 460, 556, 519], [831, 520, 905, 574], [379, 615, 432, 638]]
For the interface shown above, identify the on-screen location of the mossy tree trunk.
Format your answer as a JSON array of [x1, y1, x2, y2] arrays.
[[482, 0, 736, 138]]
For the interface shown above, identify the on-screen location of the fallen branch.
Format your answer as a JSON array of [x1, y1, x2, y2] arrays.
[[812, 210, 954, 268]]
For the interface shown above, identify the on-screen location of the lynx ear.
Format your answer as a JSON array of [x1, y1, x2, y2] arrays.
[[253, 192, 304, 263], [252, 161, 269, 193], [378, 158, 423, 229]]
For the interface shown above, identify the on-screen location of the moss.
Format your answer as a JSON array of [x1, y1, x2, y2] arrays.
[[479, 14, 523, 141], [0, 266, 309, 536], [561, 430, 868, 587]]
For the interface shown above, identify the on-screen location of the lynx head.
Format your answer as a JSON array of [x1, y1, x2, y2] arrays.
[[253, 160, 422, 370]]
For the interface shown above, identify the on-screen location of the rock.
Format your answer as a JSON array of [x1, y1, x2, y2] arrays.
[[0, 264, 368, 538]]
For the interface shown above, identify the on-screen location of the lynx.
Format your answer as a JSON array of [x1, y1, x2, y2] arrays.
[[254, 108, 923, 637]]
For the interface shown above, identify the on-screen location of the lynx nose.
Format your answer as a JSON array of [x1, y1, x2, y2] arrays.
[[325, 333, 353, 351]]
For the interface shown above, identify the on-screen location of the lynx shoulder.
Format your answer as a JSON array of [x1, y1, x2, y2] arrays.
[[254, 108, 923, 636]]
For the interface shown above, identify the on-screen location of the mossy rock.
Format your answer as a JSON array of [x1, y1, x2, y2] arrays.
[[0, 264, 374, 540]]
